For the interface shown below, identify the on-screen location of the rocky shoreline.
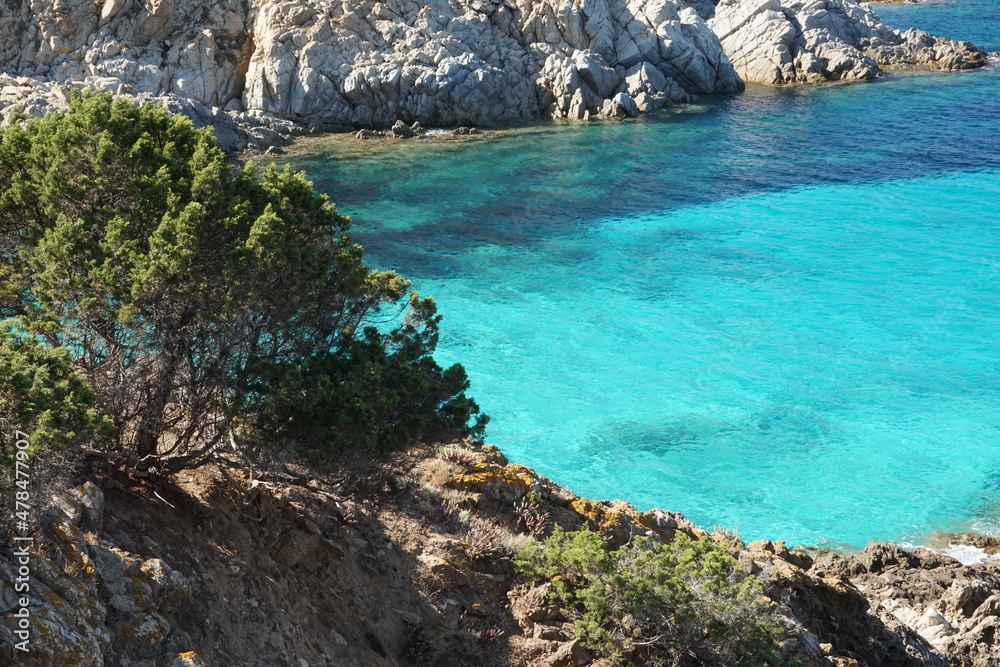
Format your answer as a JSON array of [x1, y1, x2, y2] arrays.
[[0, 0, 988, 152], [4, 441, 1000, 666]]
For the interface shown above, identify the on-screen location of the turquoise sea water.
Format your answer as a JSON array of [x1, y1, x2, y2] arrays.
[[288, 1, 1000, 548]]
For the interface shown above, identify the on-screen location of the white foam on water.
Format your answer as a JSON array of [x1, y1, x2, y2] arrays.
[[940, 543, 1000, 566]]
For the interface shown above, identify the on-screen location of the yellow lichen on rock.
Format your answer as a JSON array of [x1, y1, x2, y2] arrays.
[[1, 482, 195, 665], [444, 445, 704, 546], [156, 651, 211, 667], [449, 461, 539, 502], [568, 497, 630, 538]]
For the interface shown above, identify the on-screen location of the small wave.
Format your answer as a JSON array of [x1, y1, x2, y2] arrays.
[[940, 543, 1000, 565], [907, 537, 1000, 565]]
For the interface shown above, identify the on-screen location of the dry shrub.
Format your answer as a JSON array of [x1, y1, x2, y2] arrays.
[[464, 518, 513, 561], [438, 446, 477, 466]]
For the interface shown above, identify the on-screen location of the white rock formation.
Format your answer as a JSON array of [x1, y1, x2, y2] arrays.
[[240, 0, 746, 125], [0, 0, 744, 146], [0, 0, 986, 149], [705, 0, 986, 84]]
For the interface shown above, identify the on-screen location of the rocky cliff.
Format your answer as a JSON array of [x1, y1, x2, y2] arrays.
[[4, 442, 1000, 666], [0, 0, 987, 150], [708, 0, 985, 84]]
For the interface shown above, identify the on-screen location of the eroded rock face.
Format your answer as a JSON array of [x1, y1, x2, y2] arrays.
[[0, 0, 987, 145], [7, 449, 1000, 666], [0, 0, 742, 140], [810, 542, 1000, 666], [0, 483, 201, 666], [705, 0, 986, 84], [203, 0, 745, 125]]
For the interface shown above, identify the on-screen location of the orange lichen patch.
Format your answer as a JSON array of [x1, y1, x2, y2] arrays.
[[50, 515, 97, 576], [72, 481, 103, 508], [746, 539, 794, 558], [562, 498, 705, 546], [53, 515, 82, 541], [614, 505, 658, 530], [155, 650, 211, 667], [568, 498, 632, 537], [60, 544, 95, 575], [449, 462, 539, 501]]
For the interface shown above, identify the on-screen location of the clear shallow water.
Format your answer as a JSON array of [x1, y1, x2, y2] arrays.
[[288, 1, 1000, 547]]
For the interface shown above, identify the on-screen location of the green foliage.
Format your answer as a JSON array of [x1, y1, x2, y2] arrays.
[[0, 90, 485, 467], [249, 294, 487, 457], [515, 528, 789, 666], [0, 322, 111, 470]]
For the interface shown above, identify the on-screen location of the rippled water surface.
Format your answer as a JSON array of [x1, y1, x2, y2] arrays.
[[286, 1, 1000, 547]]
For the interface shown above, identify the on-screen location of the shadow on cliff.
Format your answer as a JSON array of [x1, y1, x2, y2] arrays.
[[92, 450, 517, 667]]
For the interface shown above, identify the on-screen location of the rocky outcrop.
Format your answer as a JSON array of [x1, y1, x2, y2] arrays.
[[0, 0, 985, 149], [0, 482, 204, 667], [5, 444, 1000, 665], [705, 0, 986, 84], [434, 446, 1000, 665], [0, 0, 745, 148], [812, 541, 1000, 666], [250, 0, 743, 125]]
